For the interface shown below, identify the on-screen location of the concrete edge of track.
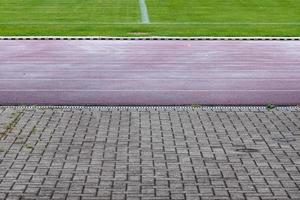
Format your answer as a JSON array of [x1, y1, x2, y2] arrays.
[[0, 106, 299, 112], [0, 36, 300, 41]]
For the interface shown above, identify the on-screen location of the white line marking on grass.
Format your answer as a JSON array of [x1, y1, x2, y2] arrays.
[[152, 22, 300, 25], [139, 0, 150, 24], [0, 22, 299, 25]]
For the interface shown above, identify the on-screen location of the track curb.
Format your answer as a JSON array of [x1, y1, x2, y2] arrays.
[[1, 106, 299, 112], [0, 36, 300, 41]]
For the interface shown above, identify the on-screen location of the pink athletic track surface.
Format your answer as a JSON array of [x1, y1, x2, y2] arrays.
[[0, 40, 299, 105]]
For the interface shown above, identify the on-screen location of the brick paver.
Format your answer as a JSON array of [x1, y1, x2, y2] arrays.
[[0, 106, 299, 200]]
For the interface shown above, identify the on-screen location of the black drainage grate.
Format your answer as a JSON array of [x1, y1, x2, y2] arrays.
[[0, 37, 300, 41]]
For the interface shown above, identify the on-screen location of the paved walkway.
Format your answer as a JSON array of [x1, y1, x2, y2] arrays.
[[0, 40, 300, 105], [0, 106, 299, 199]]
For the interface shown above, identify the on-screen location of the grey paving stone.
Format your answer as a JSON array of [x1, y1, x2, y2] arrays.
[[0, 106, 299, 200]]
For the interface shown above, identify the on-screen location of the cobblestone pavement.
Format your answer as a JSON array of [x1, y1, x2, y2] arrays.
[[0, 106, 299, 200]]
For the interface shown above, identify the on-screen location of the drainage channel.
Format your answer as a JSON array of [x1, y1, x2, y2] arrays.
[[0, 37, 300, 40]]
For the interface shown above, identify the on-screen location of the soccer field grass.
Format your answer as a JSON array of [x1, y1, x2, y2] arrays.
[[0, 0, 299, 36]]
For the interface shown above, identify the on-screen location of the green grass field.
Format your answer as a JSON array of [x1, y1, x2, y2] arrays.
[[0, 0, 299, 36]]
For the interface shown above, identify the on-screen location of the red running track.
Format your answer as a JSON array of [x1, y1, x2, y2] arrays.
[[0, 40, 299, 105]]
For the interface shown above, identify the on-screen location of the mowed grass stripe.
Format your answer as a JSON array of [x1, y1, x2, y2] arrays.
[[0, 0, 140, 23], [0, 0, 299, 36], [146, 0, 300, 23]]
